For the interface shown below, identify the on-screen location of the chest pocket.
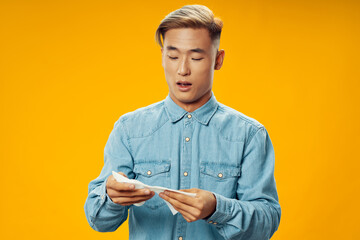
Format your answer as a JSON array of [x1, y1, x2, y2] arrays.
[[133, 161, 171, 210], [200, 163, 241, 198]]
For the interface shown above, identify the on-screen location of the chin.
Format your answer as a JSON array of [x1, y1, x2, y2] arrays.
[[176, 92, 195, 100], [179, 96, 200, 104]]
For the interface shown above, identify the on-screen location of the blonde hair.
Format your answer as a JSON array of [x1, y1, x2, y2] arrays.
[[155, 5, 223, 48]]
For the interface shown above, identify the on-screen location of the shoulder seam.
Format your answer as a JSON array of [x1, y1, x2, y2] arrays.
[[118, 118, 133, 155], [245, 126, 265, 149], [209, 123, 245, 143], [217, 104, 263, 128], [130, 114, 169, 139], [121, 103, 170, 139]]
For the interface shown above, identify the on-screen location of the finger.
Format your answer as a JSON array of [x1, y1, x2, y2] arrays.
[[108, 188, 153, 198], [159, 192, 200, 218], [118, 172, 128, 178], [181, 211, 197, 222], [106, 173, 136, 191], [163, 190, 198, 207], [113, 192, 155, 205], [169, 202, 197, 222], [116, 189, 153, 197], [108, 181, 136, 191], [179, 188, 197, 193], [113, 193, 155, 204]]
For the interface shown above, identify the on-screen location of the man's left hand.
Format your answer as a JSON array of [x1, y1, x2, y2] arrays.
[[159, 188, 216, 222]]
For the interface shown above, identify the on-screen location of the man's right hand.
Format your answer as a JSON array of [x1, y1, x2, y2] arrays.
[[106, 172, 155, 206]]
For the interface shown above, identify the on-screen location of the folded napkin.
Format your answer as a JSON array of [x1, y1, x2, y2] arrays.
[[112, 171, 196, 215]]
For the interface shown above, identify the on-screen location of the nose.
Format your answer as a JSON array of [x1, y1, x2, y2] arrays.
[[177, 58, 191, 76]]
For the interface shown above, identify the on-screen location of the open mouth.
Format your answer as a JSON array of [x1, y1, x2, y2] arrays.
[[176, 82, 192, 86]]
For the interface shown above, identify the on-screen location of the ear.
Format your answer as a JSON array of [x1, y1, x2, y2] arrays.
[[214, 49, 225, 70]]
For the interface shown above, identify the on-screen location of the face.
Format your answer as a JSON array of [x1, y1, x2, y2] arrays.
[[161, 28, 224, 112]]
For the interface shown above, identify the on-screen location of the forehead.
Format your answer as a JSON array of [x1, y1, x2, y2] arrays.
[[163, 28, 213, 52]]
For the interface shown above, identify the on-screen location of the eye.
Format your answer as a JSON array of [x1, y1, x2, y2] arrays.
[[192, 58, 204, 61], [167, 55, 178, 60]]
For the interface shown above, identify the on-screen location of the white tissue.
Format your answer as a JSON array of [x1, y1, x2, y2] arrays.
[[111, 171, 196, 215]]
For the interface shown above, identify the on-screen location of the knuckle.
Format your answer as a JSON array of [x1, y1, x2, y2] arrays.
[[195, 210, 201, 218], [108, 191, 116, 197], [172, 200, 180, 207], [134, 197, 142, 202], [198, 202, 204, 210], [116, 198, 127, 204], [164, 195, 171, 201]]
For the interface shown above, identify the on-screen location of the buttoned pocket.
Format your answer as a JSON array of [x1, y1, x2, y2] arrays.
[[200, 163, 241, 198], [133, 161, 171, 210]]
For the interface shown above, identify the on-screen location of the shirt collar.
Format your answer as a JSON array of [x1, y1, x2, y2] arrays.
[[164, 92, 219, 125]]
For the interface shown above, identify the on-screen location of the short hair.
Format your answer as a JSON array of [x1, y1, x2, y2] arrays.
[[155, 5, 223, 48]]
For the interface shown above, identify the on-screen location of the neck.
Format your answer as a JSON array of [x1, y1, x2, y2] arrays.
[[170, 91, 212, 112]]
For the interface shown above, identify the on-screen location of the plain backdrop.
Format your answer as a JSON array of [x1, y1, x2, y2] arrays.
[[1, 0, 359, 239]]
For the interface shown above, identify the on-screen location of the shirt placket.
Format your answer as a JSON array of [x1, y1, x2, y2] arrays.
[[176, 113, 194, 240]]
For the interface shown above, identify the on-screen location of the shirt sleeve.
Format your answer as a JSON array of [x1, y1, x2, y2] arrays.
[[84, 118, 135, 232], [205, 127, 281, 240]]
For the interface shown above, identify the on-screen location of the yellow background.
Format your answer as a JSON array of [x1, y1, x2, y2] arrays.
[[1, 0, 359, 239]]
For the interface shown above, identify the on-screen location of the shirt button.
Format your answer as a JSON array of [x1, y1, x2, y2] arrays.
[[187, 114, 192, 119], [179, 237, 183, 240], [218, 173, 223, 178], [213, 222, 218, 225], [147, 170, 152, 175], [185, 137, 190, 142], [209, 220, 213, 224], [183, 171, 188, 176], [101, 195, 104, 200]]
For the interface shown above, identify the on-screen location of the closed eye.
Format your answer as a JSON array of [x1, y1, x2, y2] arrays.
[[167, 56, 178, 60], [192, 58, 203, 61]]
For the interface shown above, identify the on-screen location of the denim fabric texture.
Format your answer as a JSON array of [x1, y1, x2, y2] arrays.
[[84, 92, 281, 240]]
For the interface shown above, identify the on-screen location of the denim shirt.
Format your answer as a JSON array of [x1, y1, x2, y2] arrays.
[[84, 92, 281, 240]]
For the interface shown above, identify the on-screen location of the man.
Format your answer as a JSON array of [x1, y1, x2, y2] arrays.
[[84, 5, 281, 240]]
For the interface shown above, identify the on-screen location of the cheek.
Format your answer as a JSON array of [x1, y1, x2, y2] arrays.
[[194, 64, 213, 80], [163, 62, 177, 76]]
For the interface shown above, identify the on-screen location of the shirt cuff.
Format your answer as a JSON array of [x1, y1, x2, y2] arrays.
[[205, 192, 236, 227]]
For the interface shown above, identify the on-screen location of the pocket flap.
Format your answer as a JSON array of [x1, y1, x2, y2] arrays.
[[134, 161, 171, 177], [200, 163, 240, 178]]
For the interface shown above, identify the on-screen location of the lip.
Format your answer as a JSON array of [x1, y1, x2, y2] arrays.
[[176, 80, 192, 85], [176, 81, 192, 92]]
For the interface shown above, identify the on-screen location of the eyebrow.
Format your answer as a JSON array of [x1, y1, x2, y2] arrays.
[[166, 45, 205, 54]]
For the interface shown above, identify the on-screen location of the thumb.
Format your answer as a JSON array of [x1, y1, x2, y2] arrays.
[[180, 188, 198, 193]]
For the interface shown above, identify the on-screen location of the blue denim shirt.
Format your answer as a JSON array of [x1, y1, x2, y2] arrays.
[[84, 92, 281, 240]]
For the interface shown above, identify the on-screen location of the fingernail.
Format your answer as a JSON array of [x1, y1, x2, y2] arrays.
[[164, 191, 169, 196], [159, 193, 163, 197], [129, 184, 135, 189], [144, 189, 150, 195]]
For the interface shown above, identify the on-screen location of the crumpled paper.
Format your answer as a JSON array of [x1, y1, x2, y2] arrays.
[[112, 171, 196, 215]]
